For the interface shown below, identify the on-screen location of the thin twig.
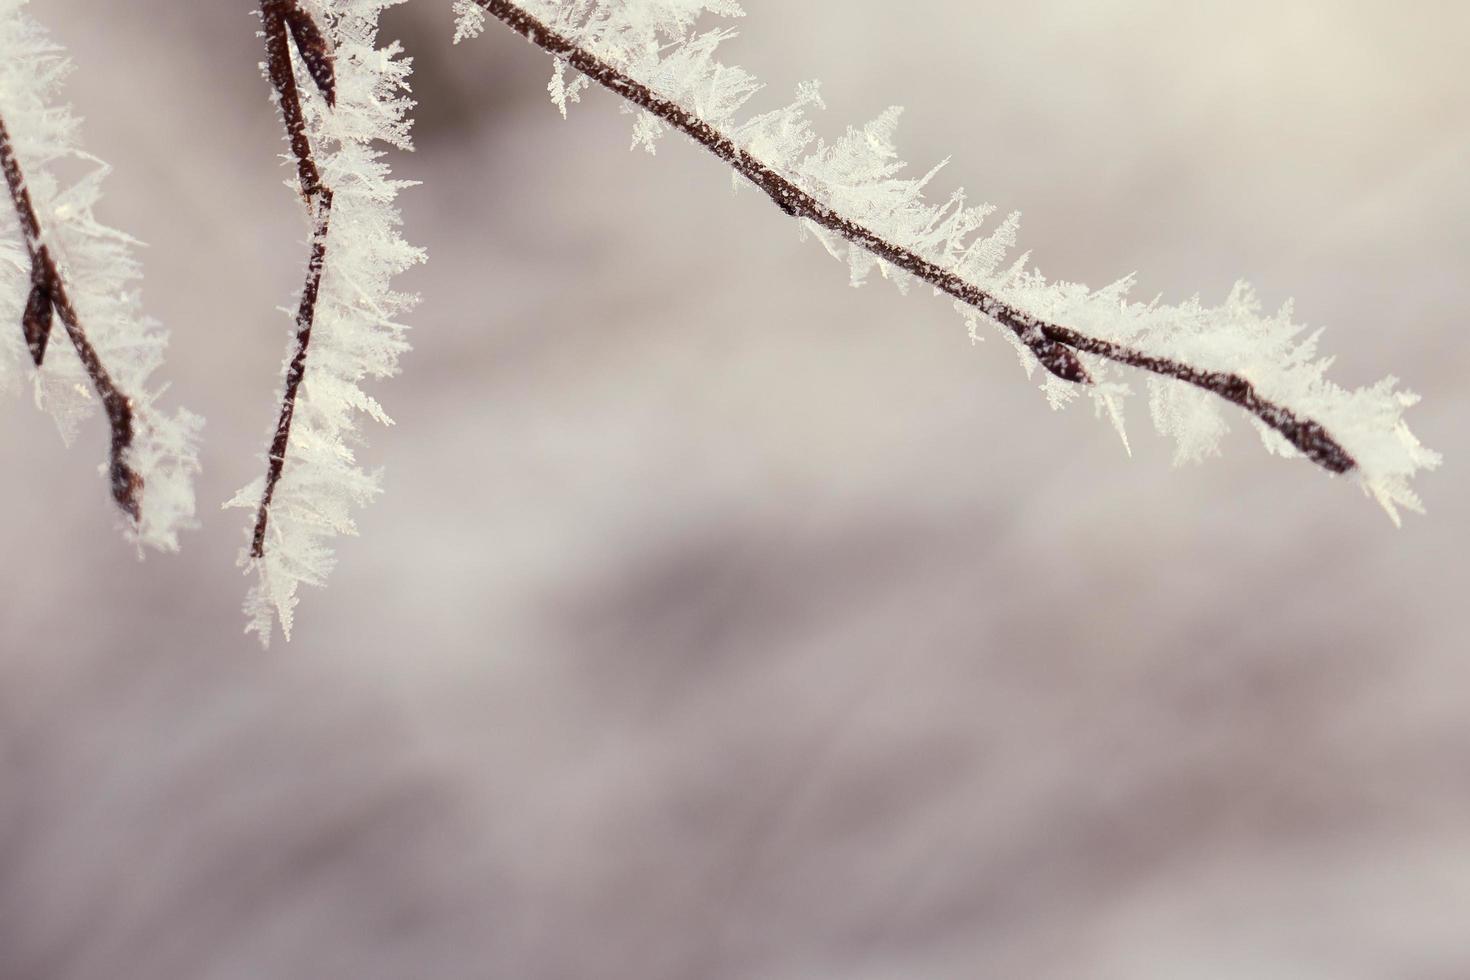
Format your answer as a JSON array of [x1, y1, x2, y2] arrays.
[[473, 0, 1356, 475], [252, 0, 337, 559], [0, 111, 143, 519]]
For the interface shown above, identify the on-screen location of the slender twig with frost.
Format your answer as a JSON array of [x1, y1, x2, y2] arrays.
[[250, 0, 336, 561], [0, 0, 200, 550], [457, 0, 1439, 519], [231, 0, 421, 644], [1, 113, 143, 516]]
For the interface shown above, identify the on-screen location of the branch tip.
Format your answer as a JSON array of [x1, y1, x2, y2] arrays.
[[1, 111, 145, 521], [251, 0, 338, 558]]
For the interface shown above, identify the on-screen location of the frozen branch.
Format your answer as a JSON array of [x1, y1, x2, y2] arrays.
[[251, 0, 336, 560], [461, 0, 1439, 517], [232, 0, 420, 643], [0, 111, 144, 517], [0, 0, 199, 550]]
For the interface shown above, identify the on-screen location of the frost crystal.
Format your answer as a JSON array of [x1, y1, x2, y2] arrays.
[[0, 0, 201, 551], [547, 56, 588, 118], [466, 0, 1440, 521], [452, 0, 488, 44], [230, 0, 423, 644]]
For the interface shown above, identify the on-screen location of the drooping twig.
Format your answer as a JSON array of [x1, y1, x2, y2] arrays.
[[252, 0, 338, 559], [473, 0, 1356, 475], [234, 0, 419, 642], [0, 111, 144, 518]]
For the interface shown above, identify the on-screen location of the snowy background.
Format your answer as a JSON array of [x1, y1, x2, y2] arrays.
[[2, 1, 1467, 976]]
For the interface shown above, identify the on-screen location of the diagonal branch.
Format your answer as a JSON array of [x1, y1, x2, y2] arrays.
[[251, 0, 338, 559], [472, 0, 1356, 475], [0, 111, 144, 519]]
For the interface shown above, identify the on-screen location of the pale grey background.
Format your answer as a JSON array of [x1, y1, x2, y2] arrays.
[[2, 1, 1467, 977]]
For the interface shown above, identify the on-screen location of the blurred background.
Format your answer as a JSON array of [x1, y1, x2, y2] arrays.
[[2, 1, 1467, 976]]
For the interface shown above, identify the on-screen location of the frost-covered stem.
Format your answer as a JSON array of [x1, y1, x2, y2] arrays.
[[0, 110, 143, 518], [252, 0, 336, 558], [252, 190, 331, 558], [473, 0, 1356, 475]]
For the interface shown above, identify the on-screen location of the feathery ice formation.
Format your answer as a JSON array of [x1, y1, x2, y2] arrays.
[[229, 0, 422, 644], [457, 0, 1439, 523], [0, 0, 201, 551]]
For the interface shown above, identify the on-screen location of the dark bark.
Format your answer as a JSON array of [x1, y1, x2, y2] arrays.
[[251, 0, 338, 559], [1, 112, 143, 519]]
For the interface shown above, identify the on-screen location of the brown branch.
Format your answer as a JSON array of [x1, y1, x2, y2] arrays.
[[473, 0, 1356, 475], [251, 0, 337, 559], [0, 111, 143, 520]]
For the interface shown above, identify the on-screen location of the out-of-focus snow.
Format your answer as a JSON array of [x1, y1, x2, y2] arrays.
[[0, 1, 1466, 978]]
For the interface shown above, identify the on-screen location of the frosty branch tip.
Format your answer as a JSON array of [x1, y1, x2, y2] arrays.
[[232, 0, 420, 643], [251, 0, 337, 560], [470, 0, 1361, 474], [0, 109, 143, 520], [460, 0, 1440, 521]]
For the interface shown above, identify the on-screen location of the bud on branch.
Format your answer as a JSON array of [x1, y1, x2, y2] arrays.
[[0, 111, 144, 520]]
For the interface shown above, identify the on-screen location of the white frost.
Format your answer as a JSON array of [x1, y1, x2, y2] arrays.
[[470, 0, 1440, 521], [230, 0, 423, 644], [0, 0, 201, 552]]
